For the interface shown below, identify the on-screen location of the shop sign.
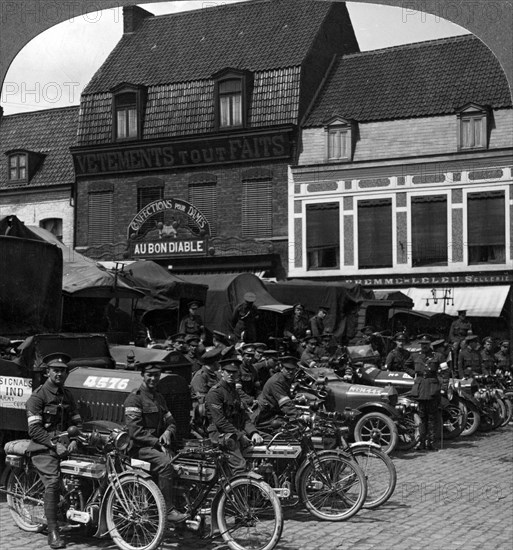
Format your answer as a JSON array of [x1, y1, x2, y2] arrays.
[[0, 376, 32, 409], [73, 129, 292, 176], [342, 273, 513, 286], [130, 238, 208, 258]]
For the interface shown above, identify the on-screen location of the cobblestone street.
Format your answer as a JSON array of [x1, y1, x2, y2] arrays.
[[1, 425, 512, 550]]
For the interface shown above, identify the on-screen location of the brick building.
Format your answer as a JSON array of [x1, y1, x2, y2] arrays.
[[0, 106, 79, 245], [289, 35, 513, 335], [71, 0, 359, 275]]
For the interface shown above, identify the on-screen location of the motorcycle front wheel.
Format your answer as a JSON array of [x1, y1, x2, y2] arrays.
[[395, 412, 421, 451], [297, 453, 367, 521], [349, 446, 397, 509], [6, 466, 45, 532], [442, 401, 467, 440], [354, 412, 399, 454], [500, 395, 513, 427], [105, 475, 166, 550], [216, 477, 283, 550]]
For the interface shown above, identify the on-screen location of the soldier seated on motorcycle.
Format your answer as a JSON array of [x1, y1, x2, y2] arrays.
[[253, 356, 301, 430], [205, 358, 263, 474], [124, 361, 187, 524], [384, 333, 415, 377], [299, 335, 326, 368], [26, 353, 83, 550]]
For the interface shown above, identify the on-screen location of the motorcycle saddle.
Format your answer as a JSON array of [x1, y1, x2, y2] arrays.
[[4, 439, 32, 456]]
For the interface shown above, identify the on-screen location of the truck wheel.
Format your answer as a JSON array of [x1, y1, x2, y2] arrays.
[[6, 467, 45, 532], [354, 412, 398, 454]]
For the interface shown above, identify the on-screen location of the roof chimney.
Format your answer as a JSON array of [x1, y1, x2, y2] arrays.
[[123, 5, 153, 34]]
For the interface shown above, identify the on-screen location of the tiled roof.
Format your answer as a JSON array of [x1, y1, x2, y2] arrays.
[[84, 0, 334, 94], [305, 35, 512, 126], [0, 106, 78, 188]]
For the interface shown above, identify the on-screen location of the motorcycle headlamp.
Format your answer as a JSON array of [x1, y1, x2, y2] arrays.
[[111, 429, 130, 451], [395, 403, 405, 414]]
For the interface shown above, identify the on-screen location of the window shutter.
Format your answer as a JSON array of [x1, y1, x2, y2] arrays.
[[357, 199, 392, 268], [242, 179, 272, 238], [88, 192, 113, 245], [411, 195, 447, 266], [468, 192, 505, 246], [188, 182, 217, 236]]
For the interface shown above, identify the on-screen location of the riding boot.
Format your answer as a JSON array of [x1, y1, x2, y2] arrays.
[[45, 490, 65, 549], [159, 476, 187, 523]]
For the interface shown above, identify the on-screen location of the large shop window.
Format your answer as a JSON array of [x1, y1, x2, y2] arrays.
[[411, 195, 448, 266], [358, 199, 392, 269], [137, 186, 163, 236], [467, 191, 505, 264], [306, 203, 340, 270], [88, 191, 113, 245], [242, 178, 272, 238], [188, 182, 217, 236]]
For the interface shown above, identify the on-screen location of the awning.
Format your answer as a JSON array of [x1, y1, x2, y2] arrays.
[[399, 285, 511, 317]]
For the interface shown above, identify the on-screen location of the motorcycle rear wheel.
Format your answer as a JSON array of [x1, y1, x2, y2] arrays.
[[395, 412, 421, 451], [499, 395, 513, 427], [297, 453, 367, 521], [216, 477, 283, 550], [349, 446, 397, 509], [461, 404, 480, 436], [354, 412, 399, 454], [6, 466, 45, 532], [442, 401, 467, 440], [105, 475, 166, 550]]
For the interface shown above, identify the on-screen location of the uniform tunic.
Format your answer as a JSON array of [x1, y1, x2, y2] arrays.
[[309, 315, 325, 338], [495, 350, 511, 373], [458, 347, 483, 378], [179, 313, 203, 336], [449, 318, 472, 343], [190, 365, 220, 403], [255, 372, 298, 426], [385, 347, 415, 377]]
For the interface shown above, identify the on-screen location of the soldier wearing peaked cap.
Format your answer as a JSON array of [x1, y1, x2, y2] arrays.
[[495, 340, 511, 374], [299, 335, 323, 368], [458, 334, 483, 378], [26, 352, 82, 549], [124, 361, 186, 524], [309, 306, 329, 338], [231, 292, 259, 343], [384, 333, 415, 377], [283, 303, 310, 347], [480, 336, 495, 376], [190, 347, 222, 404], [179, 300, 204, 337], [205, 358, 263, 473]]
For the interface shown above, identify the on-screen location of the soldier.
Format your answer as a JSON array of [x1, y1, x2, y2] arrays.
[[309, 306, 329, 338], [26, 353, 83, 549], [238, 344, 260, 404], [179, 300, 204, 336], [283, 303, 310, 346], [184, 334, 202, 374], [124, 361, 186, 524], [190, 347, 222, 404], [411, 336, 442, 451], [254, 348, 279, 386], [299, 335, 322, 367], [448, 309, 472, 355], [480, 337, 495, 375], [232, 291, 259, 343], [495, 340, 511, 374], [205, 358, 263, 473], [384, 333, 415, 377], [318, 328, 337, 359], [458, 334, 483, 378], [254, 356, 300, 430]]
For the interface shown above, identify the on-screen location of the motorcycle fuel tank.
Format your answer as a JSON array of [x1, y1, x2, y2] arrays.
[[60, 459, 106, 479]]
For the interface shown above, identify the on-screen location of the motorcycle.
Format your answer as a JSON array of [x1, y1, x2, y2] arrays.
[[2, 420, 167, 550], [243, 411, 368, 521]]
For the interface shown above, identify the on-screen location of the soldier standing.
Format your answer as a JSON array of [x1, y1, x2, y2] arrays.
[[205, 359, 263, 473], [179, 300, 203, 336], [309, 306, 329, 338], [480, 337, 495, 375], [411, 336, 443, 451], [495, 340, 511, 374], [26, 353, 83, 549], [458, 334, 483, 378], [124, 361, 186, 524], [232, 292, 259, 343]]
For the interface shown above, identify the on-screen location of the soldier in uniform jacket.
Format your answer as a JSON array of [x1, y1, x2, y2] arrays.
[[184, 334, 203, 374], [299, 335, 323, 367], [26, 353, 83, 549], [480, 337, 495, 375], [237, 344, 260, 405], [458, 334, 483, 378], [495, 341, 511, 374], [231, 292, 259, 343], [190, 348, 222, 404], [411, 337, 443, 451], [205, 359, 263, 473], [283, 303, 310, 346], [384, 333, 415, 377], [179, 301, 204, 336], [124, 361, 186, 524], [254, 356, 300, 429], [309, 306, 329, 338]]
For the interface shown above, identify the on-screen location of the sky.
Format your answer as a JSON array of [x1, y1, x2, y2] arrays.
[[0, 0, 470, 115]]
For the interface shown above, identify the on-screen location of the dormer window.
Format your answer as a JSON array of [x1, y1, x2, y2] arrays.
[[456, 103, 489, 150], [324, 116, 355, 161], [5, 149, 45, 183], [111, 83, 146, 141], [9, 153, 27, 181], [213, 69, 252, 130]]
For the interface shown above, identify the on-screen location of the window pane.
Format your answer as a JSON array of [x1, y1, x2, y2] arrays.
[[306, 203, 339, 269], [468, 192, 505, 264], [474, 119, 482, 147], [18, 155, 26, 167], [328, 129, 348, 159], [232, 94, 242, 126], [461, 119, 471, 147], [411, 196, 447, 266], [19, 167, 26, 179], [117, 110, 127, 138], [220, 96, 230, 126], [358, 199, 392, 268], [9, 156, 17, 168], [9, 168, 17, 179], [128, 108, 138, 137], [219, 79, 241, 93]]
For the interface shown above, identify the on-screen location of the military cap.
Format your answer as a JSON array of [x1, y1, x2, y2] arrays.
[[431, 338, 446, 348], [243, 292, 256, 303], [139, 360, 167, 373], [321, 328, 334, 339], [482, 336, 493, 345], [43, 352, 71, 368], [252, 342, 268, 351], [465, 334, 478, 343], [303, 335, 319, 345], [293, 303, 304, 310], [394, 333, 408, 342], [188, 300, 200, 309], [280, 356, 299, 370], [185, 334, 200, 344], [318, 305, 330, 312], [212, 330, 231, 346], [221, 345, 237, 358], [457, 309, 467, 314], [418, 335, 432, 344], [361, 325, 375, 335], [264, 349, 279, 357], [241, 344, 255, 355], [170, 332, 186, 342], [500, 340, 510, 347], [219, 358, 242, 372], [201, 347, 222, 364]]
